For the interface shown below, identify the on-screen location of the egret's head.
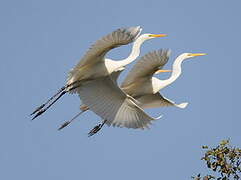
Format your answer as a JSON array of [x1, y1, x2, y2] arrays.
[[181, 53, 206, 60], [138, 33, 167, 41]]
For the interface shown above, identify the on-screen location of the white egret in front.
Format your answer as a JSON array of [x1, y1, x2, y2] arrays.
[[30, 26, 167, 120], [75, 50, 206, 131]]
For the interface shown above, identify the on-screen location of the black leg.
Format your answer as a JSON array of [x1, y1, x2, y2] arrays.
[[31, 90, 67, 120], [88, 120, 107, 137], [30, 86, 66, 116], [30, 80, 82, 116], [58, 109, 88, 130], [31, 83, 82, 120]]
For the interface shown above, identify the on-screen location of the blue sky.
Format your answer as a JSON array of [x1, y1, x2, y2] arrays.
[[0, 0, 240, 179]]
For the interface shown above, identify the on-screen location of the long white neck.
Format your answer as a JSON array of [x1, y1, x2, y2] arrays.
[[115, 36, 146, 68], [157, 54, 187, 91]]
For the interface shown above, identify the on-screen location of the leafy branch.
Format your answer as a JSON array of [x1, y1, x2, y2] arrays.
[[192, 140, 241, 180]]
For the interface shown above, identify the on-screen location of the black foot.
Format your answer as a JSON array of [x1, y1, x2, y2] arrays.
[[57, 110, 87, 131], [31, 109, 46, 120], [88, 124, 102, 137], [58, 121, 71, 130], [30, 90, 67, 120], [30, 104, 45, 116], [88, 120, 106, 137], [30, 81, 81, 119]]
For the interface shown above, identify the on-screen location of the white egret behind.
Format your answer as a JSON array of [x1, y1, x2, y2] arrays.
[[120, 50, 207, 109]]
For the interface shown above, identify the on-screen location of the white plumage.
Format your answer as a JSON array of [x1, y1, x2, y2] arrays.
[[121, 49, 170, 89], [77, 76, 162, 129]]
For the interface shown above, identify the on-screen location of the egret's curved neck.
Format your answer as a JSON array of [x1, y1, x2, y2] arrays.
[[116, 37, 145, 68], [158, 55, 186, 90]]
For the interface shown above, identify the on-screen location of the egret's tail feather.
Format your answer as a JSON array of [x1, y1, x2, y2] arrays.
[[155, 114, 163, 120], [176, 102, 188, 109], [143, 114, 163, 129]]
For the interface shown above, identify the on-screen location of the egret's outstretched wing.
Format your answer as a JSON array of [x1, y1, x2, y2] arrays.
[[68, 26, 142, 81], [121, 49, 171, 87], [136, 93, 188, 109], [77, 76, 161, 129]]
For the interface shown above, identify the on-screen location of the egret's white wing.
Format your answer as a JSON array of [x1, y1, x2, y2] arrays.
[[136, 93, 188, 109], [68, 26, 142, 82], [121, 49, 171, 88], [77, 76, 161, 129]]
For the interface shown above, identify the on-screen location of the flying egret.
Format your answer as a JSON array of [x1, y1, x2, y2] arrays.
[[74, 50, 206, 132], [30, 26, 167, 120], [120, 49, 200, 109]]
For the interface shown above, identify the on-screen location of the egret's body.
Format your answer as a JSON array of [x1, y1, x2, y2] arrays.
[[31, 26, 166, 119]]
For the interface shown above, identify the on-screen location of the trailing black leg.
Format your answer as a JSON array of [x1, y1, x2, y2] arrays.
[[30, 86, 66, 116], [30, 80, 81, 117], [31, 90, 67, 120], [30, 82, 82, 120], [88, 120, 107, 137], [58, 108, 88, 130]]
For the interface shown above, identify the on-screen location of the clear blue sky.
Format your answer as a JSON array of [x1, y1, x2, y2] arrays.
[[0, 0, 240, 179]]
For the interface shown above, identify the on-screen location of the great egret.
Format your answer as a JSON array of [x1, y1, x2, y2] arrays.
[[120, 49, 193, 109], [30, 26, 167, 120], [74, 50, 206, 131]]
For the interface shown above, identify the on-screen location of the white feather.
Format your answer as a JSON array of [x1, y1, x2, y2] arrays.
[[77, 76, 162, 129]]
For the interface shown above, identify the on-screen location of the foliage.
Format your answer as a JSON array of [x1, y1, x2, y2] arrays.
[[192, 140, 241, 180]]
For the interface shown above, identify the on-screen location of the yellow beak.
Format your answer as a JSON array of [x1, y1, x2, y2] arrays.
[[189, 53, 207, 57], [149, 34, 167, 38], [154, 69, 172, 74]]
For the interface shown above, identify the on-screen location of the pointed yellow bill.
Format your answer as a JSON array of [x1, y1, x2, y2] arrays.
[[154, 69, 172, 74], [188, 53, 207, 57], [149, 34, 167, 38]]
